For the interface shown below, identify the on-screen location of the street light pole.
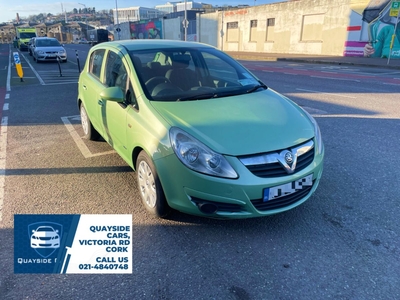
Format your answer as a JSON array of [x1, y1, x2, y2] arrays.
[[184, 0, 187, 41], [78, 3, 88, 38], [115, 0, 120, 40]]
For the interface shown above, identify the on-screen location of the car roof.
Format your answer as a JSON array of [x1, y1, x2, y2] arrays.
[[93, 39, 215, 52], [35, 37, 58, 41]]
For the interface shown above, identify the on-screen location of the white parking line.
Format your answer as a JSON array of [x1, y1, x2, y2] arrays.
[[1, 47, 12, 222], [296, 88, 357, 99], [0, 117, 8, 222], [61, 116, 115, 158], [19, 52, 45, 85], [383, 82, 400, 86], [45, 82, 78, 85], [311, 75, 360, 82], [7, 46, 11, 92]]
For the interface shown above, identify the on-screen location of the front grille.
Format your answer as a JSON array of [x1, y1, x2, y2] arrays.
[[247, 148, 314, 177], [239, 140, 315, 178], [39, 237, 52, 241], [191, 197, 243, 213], [251, 180, 314, 211]]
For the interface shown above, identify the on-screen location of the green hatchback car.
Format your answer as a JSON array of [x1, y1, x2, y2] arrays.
[[77, 40, 324, 219]]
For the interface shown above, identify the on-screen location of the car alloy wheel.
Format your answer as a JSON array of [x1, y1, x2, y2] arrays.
[[80, 103, 99, 140], [136, 151, 170, 217], [138, 160, 157, 209], [80, 105, 89, 135]]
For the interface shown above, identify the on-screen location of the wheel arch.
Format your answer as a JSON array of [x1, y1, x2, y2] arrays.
[[77, 98, 82, 111], [131, 146, 145, 171]]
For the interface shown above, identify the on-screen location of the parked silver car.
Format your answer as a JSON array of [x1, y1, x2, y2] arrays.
[[28, 37, 36, 56], [32, 37, 67, 63]]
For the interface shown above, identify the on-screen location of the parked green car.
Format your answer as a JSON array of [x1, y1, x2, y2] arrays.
[[77, 40, 324, 219]]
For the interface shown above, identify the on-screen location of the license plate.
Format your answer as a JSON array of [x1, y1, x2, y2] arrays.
[[263, 174, 313, 202], [48, 54, 56, 57]]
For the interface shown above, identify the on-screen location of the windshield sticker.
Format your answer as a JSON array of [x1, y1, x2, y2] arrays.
[[238, 78, 259, 86], [242, 73, 253, 79]]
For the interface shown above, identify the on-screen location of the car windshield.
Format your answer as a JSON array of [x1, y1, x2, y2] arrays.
[[36, 227, 54, 232], [129, 47, 265, 101], [20, 32, 36, 39], [37, 39, 61, 47]]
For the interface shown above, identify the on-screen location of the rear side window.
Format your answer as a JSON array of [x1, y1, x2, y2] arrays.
[[89, 49, 105, 79]]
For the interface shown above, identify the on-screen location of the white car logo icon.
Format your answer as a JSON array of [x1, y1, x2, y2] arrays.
[[30, 226, 60, 249]]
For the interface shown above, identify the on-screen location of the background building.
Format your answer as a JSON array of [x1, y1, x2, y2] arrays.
[[113, 7, 165, 24]]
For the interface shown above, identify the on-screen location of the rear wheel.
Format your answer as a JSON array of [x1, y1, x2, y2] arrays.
[[136, 151, 170, 218], [80, 103, 100, 140]]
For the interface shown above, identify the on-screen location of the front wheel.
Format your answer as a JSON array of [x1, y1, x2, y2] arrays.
[[80, 103, 100, 140], [136, 151, 170, 218]]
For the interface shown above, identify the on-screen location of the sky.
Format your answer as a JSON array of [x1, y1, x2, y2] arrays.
[[0, 0, 283, 23]]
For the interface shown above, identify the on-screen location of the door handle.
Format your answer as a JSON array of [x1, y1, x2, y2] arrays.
[[82, 84, 87, 90], [98, 100, 103, 106]]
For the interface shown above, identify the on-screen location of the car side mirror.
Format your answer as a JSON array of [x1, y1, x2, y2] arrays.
[[100, 87, 124, 103]]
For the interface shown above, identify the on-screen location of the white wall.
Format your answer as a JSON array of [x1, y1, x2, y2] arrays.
[[197, 0, 353, 56], [163, 18, 182, 40]]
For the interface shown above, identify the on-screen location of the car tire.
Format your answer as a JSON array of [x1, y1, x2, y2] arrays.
[[136, 151, 170, 218], [80, 103, 100, 140]]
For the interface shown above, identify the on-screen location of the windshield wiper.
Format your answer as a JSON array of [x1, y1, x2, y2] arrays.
[[246, 82, 268, 93], [177, 93, 217, 101]]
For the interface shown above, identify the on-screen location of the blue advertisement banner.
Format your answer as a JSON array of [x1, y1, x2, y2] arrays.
[[14, 214, 132, 274]]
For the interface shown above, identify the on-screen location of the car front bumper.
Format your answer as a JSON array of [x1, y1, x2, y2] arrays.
[[155, 146, 324, 219], [36, 53, 67, 62], [31, 240, 60, 248]]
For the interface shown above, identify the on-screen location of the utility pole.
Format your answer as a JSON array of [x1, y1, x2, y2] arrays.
[[115, 0, 120, 40], [184, 0, 188, 41], [78, 3, 89, 38]]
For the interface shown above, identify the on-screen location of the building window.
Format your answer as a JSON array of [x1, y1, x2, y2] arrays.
[[266, 18, 275, 42], [250, 20, 258, 41], [227, 22, 238, 29], [226, 22, 239, 42]]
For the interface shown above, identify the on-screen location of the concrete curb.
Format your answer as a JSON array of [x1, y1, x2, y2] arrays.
[[277, 58, 400, 70], [225, 52, 400, 70]]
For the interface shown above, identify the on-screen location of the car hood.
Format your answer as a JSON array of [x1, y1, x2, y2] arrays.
[[33, 232, 58, 237], [150, 89, 315, 156], [35, 46, 64, 52]]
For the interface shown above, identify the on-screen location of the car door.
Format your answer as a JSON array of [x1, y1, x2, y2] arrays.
[[101, 50, 131, 156], [80, 49, 106, 137]]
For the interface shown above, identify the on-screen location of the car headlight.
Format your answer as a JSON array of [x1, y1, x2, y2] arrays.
[[301, 108, 323, 154], [38, 50, 44, 54], [170, 127, 238, 179], [58, 49, 65, 54]]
